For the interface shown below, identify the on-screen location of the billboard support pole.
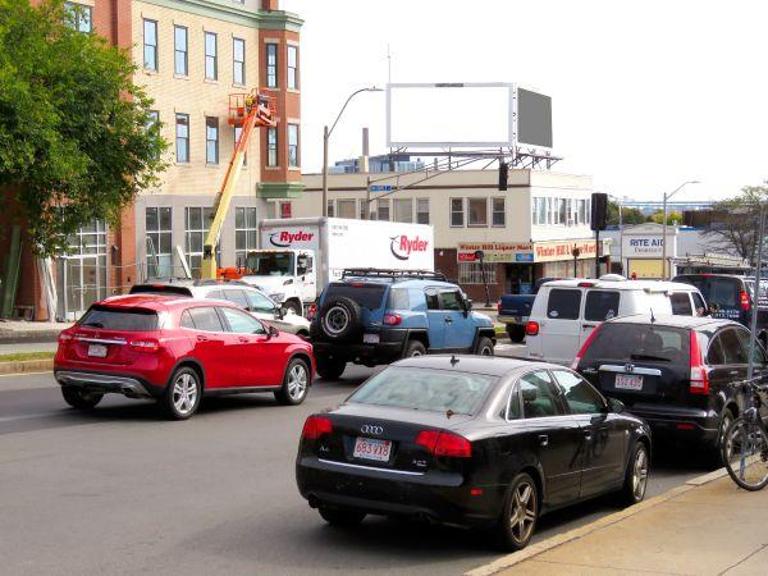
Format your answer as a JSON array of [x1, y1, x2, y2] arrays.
[[747, 203, 766, 381]]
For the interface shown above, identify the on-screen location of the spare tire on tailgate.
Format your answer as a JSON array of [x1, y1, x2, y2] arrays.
[[319, 296, 362, 341]]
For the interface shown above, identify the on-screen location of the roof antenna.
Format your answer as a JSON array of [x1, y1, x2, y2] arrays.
[[450, 355, 459, 366], [650, 308, 656, 324]]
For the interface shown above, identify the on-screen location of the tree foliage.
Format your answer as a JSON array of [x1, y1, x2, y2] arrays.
[[0, 0, 167, 256], [607, 201, 650, 226], [703, 186, 768, 263]]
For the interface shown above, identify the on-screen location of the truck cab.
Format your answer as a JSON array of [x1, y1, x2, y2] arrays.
[[240, 249, 316, 315]]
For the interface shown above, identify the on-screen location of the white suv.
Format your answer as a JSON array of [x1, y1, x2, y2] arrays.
[[525, 278, 707, 365]]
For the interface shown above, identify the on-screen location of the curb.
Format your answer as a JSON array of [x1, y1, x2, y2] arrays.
[[0, 359, 54, 376], [464, 467, 730, 576]]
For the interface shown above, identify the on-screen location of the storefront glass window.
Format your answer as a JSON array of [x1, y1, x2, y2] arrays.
[[458, 262, 497, 285]]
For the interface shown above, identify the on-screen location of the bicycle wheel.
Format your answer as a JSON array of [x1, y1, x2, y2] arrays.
[[722, 417, 768, 491]]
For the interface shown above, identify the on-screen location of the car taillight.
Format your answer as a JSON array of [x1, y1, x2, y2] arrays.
[[129, 339, 160, 352], [58, 332, 73, 343], [571, 324, 602, 370], [689, 330, 709, 395], [383, 313, 402, 326], [497, 300, 502, 314], [740, 290, 751, 312], [415, 430, 472, 458], [525, 321, 539, 336], [302, 415, 333, 440], [307, 303, 317, 321]]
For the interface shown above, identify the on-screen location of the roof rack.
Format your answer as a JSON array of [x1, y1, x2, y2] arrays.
[[341, 268, 447, 281]]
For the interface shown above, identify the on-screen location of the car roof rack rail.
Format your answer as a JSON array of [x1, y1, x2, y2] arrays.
[[341, 268, 447, 281]]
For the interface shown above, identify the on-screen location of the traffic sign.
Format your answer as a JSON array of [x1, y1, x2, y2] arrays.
[[369, 184, 393, 192]]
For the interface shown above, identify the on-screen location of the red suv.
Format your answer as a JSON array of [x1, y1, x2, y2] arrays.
[[54, 294, 315, 419]]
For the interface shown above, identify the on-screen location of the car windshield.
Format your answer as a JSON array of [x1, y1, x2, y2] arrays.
[[78, 306, 159, 331], [581, 324, 690, 365], [348, 366, 497, 416], [245, 252, 294, 276], [325, 283, 387, 310]]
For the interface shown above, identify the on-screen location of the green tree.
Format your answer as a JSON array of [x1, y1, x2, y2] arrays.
[[703, 185, 768, 263], [607, 201, 649, 225], [648, 209, 683, 225], [0, 0, 166, 256]]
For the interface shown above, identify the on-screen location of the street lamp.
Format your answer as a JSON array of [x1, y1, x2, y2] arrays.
[[662, 180, 699, 279], [322, 86, 383, 217]]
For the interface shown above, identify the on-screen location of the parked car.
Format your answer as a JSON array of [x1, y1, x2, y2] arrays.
[[296, 355, 651, 550], [572, 314, 768, 463], [309, 269, 496, 380], [673, 274, 768, 348], [526, 278, 708, 365], [497, 277, 566, 343], [54, 294, 314, 419], [129, 279, 310, 338]]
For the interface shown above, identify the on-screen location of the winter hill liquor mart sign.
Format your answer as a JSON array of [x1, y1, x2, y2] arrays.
[[458, 239, 610, 263]]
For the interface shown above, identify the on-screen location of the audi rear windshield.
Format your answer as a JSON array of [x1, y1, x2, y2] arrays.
[[326, 283, 387, 310], [348, 366, 497, 416], [581, 324, 690, 365], [78, 306, 159, 331]]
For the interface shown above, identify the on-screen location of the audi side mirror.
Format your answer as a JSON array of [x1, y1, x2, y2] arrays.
[[265, 324, 279, 339]]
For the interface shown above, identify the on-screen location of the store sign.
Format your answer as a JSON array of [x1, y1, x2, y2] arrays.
[[533, 239, 607, 263], [458, 239, 608, 263], [622, 235, 675, 258]]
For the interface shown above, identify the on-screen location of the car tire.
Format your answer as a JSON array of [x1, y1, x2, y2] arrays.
[[275, 358, 311, 406], [316, 356, 346, 381], [507, 325, 525, 343], [619, 442, 649, 506], [161, 366, 202, 420], [476, 336, 495, 356], [61, 387, 103, 410], [403, 339, 427, 358], [709, 409, 735, 468], [318, 506, 366, 527], [318, 296, 362, 341], [284, 300, 302, 316], [495, 472, 538, 551]]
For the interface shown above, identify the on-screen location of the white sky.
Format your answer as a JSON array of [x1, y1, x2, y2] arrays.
[[281, 0, 767, 201]]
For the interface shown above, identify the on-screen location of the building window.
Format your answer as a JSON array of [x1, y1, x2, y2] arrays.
[[185, 207, 213, 278], [65, 2, 92, 33], [279, 201, 292, 218], [416, 198, 430, 224], [468, 198, 488, 226], [233, 38, 245, 85], [174, 26, 188, 76], [287, 124, 299, 168], [56, 220, 107, 319], [287, 45, 298, 89], [145, 207, 172, 278], [578, 199, 586, 225], [206, 117, 219, 164], [234, 126, 246, 166], [336, 199, 357, 219], [326, 200, 334, 217], [175, 113, 189, 163], [205, 32, 217, 80], [492, 197, 505, 227], [143, 19, 158, 71], [558, 198, 567, 225], [377, 198, 390, 221], [532, 197, 546, 225], [267, 127, 278, 167], [266, 43, 278, 88], [393, 198, 413, 223], [586, 198, 591, 225], [235, 207, 257, 266], [450, 198, 464, 227], [458, 262, 497, 285]]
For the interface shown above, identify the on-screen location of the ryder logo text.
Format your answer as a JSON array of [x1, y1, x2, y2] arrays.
[[269, 230, 315, 248], [390, 235, 430, 261]]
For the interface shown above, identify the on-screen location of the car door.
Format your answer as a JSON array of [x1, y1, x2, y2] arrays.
[[551, 369, 627, 498], [424, 288, 446, 349], [539, 288, 583, 365], [581, 290, 620, 350], [297, 252, 316, 304], [516, 370, 583, 507], [440, 288, 474, 351], [222, 288, 250, 311], [244, 288, 282, 324], [217, 307, 277, 386], [184, 306, 230, 389]]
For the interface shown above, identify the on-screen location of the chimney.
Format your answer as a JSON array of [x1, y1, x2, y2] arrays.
[[359, 127, 370, 173]]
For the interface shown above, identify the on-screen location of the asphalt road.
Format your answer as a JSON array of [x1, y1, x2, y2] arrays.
[[0, 363, 711, 576]]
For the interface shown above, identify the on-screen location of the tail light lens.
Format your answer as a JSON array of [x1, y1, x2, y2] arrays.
[[383, 313, 402, 326], [307, 303, 317, 321], [689, 330, 709, 395], [58, 332, 73, 343], [571, 324, 602, 370], [415, 430, 472, 458], [302, 415, 333, 440], [525, 321, 539, 336], [740, 290, 751, 312], [129, 339, 160, 352], [497, 300, 502, 314]]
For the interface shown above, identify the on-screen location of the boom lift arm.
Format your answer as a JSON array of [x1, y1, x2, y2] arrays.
[[201, 91, 277, 280]]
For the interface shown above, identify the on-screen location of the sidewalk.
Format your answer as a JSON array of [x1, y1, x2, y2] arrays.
[[469, 471, 768, 576], [0, 319, 70, 344]]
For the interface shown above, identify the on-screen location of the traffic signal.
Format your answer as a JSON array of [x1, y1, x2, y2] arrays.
[[498, 162, 508, 191], [591, 192, 608, 231]]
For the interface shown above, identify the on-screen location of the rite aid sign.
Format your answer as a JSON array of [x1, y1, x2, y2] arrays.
[[621, 225, 677, 258]]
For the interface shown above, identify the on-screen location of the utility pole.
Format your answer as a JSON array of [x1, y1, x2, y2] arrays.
[[321, 125, 329, 217], [747, 203, 766, 380]]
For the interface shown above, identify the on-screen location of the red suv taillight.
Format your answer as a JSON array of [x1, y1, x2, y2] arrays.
[[496, 300, 502, 314], [525, 321, 539, 336], [415, 430, 472, 458], [58, 332, 73, 344], [129, 338, 160, 352], [571, 324, 602, 370], [740, 290, 751, 312], [307, 303, 317, 321], [383, 313, 402, 326], [689, 330, 709, 395], [302, 415, 333, 440]]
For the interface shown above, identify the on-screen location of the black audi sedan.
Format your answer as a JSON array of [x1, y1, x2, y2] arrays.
[[295, 355, 651, 550]]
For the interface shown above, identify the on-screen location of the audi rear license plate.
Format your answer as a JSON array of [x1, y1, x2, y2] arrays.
[[363, 333, 380, 344], [615, 374, 643, 391], [353, 437, 392, 462], [87, 344, 108, 358]]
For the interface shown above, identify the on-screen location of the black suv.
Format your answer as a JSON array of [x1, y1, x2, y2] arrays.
[[573, 314, 768, 464]]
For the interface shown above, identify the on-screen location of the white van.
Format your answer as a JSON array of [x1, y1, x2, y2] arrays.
[[525, 278, 708, 365]]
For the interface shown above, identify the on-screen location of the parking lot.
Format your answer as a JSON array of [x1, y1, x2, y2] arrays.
[[1, 358, 710, 576]]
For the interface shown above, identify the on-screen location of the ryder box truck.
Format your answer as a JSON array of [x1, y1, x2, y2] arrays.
[[238, 217, 435, 315]]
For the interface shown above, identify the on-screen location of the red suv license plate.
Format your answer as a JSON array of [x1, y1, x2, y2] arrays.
[[353, 437, 392, 462], [87, 344, 108, 358]]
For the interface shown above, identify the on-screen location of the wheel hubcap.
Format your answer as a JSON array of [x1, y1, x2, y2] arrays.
[[287, 364, 308, 400], [323, 306, 349, 335], [172, 373, 198, 415], [632, 448, 649, 500], [481, 345, 493, 356], [509, 481, 536, 544]]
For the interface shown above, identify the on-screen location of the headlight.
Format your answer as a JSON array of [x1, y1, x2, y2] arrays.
[[270, 293, 285, 302]]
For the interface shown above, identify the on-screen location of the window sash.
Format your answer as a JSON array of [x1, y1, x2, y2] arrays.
[[492, 197, 505, 226], [174, 26, 188, 75], [416, 198, 430, 224], [468, 198, 488, 226], [267, 127, 278, 167], [233, 38, 245, 85], [287, 45, 298, 89], [393, 199, 413, 223], [266, 43, 278, 88], [450, 198, 464, 227], [206, 117, 219, 164], [288, 124, 299, 167], [205, 32, 217, 80], [175, 114, 189, 163], [143, 20, 157, 71]]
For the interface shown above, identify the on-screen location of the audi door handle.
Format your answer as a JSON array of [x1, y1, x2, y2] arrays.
[[538, 434, 549, 447]]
